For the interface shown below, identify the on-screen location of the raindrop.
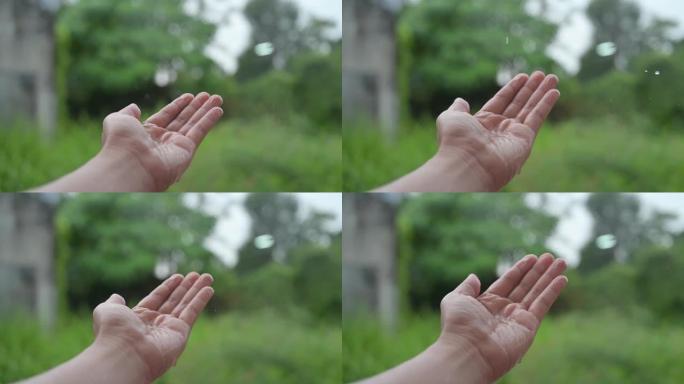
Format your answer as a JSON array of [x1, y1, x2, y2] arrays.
[[505, 36, 510, 45], [595, 234, 617, 250], [596, 41, 617, 57], [254, 234, 275, 249], [254, 42, 274, 57], [655, 70, 661, 76]]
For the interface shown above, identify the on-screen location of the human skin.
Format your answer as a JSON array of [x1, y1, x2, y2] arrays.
[[356, 253, 568, 384], [376, 71, 561, 192], [33, 92, 224, 192], [19, 272, 215, 384]]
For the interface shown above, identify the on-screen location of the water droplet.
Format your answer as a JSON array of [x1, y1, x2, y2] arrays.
[[505, 36, 510, 45], [655, 70, 661, 76], [596, 41, 617, 57], [254, 42, 274, 57]]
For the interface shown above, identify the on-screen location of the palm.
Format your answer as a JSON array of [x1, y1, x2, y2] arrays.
[[93, 272, 214, 380], [101, 93, 223, 189], [439, 254, 567, 381], [436, 72, 560, 189]]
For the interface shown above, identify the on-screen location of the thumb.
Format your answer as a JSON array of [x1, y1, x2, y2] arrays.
[[453, 274, 481, 297], [449, 98, 470, 113], [119, 103, 141, 119], [106, 293, 126, 305]]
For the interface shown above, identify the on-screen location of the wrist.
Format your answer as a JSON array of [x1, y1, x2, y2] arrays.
[[95, 146, 161, 192], [80, 339, 152, 384], [431, 335, 494, 384], [429, 148, 498, 192]]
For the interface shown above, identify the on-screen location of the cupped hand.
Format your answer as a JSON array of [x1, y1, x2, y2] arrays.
[[436, 72, 560, 190], [101, 93, 224, 191], [438, 253, 567, 382], [92, 272, 214, 381]]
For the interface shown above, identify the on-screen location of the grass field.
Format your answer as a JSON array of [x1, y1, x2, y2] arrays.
[[343, 310, 684, 383], [0, 118, 341, 192], [343, 117, 684, 191], [0, 310, 341, 384]]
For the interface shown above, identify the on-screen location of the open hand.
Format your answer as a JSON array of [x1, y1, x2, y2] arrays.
[[92, 272, 214, 381], [101, 93, 224, 190], [436, 72, 560, 190], [438, 253, 567, 382]]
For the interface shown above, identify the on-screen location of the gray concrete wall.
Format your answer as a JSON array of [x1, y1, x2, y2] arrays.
[[0, 194, 57, 328], [342, 193, 398, 329], [0, 0, 57, 135], [343, 0, 401, 137]]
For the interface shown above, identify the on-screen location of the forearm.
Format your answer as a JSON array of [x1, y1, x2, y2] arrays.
[[374, 151, 496, 193], [31, 149, 157, 192], [355, 339, 491, 384], [18, 339, 150, 384]]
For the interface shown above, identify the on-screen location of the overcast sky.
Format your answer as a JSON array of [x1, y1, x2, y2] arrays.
[[199, 0, 342, 73], [185, 193, 341, 267], [542, 0, 684, 73]]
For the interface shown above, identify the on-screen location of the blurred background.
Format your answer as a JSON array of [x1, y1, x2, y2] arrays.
[[343, 0, 684, 191], [0, 0, 341, 191], [0, 193, 341, 383], [343, 193, 684, 383]]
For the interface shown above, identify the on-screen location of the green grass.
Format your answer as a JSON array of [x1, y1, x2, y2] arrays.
[[0, 310, 341, 384], [343, 311, 684, 383], [343, 116, 684, 191], [0, 118, 341, 191]]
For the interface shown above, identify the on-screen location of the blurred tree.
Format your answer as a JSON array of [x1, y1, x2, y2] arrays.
[[235, 0, 336, 81], [58, 194, 217, 309], [400, 194, 557, 310], [236, 194, 335, 273], [578, 194, 674, 273], [288, 41, 342, 129], [399, 0, 558, 117], [58, 0, 220, 116], [633, 42, 684, 130], [578, 0, 676, 80], [633, 233, 684, 319]]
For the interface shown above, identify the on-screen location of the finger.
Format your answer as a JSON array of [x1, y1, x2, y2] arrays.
[[485, 254, 537, 297], [449, 98, 470, 113], [479, 73, 528, 114], [171, 273, 214, 317], [158, 272, 201, 314], [521, 257, 567, 308], [523, 89, 561, 132], [502, 71, 545, 118], [179, 95, 224, 136], [165, 92, 210, 132], [517, 74, 559, 123], [179, 286, 214, 326], [507, 253, 554, 302], [136, 274, 183, 310], [119, 103, 141, 119], [106, 293, 126, 306], [145, 93, 194, 127], [453, 274, 481, 297], [185, 107, 224, 145], [529, 275, 568, 321]]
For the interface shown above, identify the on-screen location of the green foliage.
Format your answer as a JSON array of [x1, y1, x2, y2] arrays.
[[58, 0, 219, 116], [58, 194, 216, 308], [400, 0, 558, 116], [343, 312, 684, 384], [0, 118, 341, 192], [0, 311, 341, 384], [343, 117, 684, 192], [399, 194, 556, 308], [632, 237, 684, 319], [634, 47, 684, 130], [0, 123, 101, 191]]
